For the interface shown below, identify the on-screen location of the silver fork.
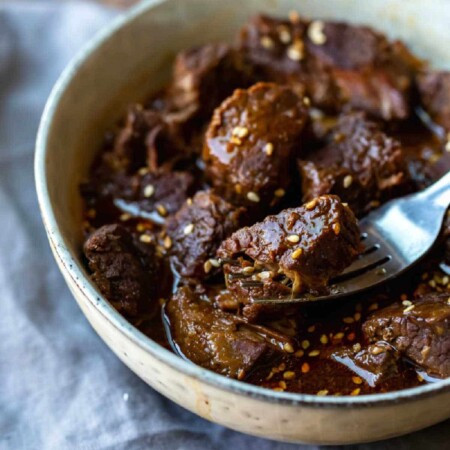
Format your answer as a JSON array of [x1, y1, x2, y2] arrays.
[[246, 171, 450, 305]]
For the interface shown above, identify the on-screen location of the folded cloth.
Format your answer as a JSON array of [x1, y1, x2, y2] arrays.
[[0, 1, 448, 449]]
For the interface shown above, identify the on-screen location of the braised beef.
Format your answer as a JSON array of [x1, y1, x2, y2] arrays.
[[363, 293, 450, 378], [165, 286, 269, 378], [167, 191, 245, 279], [81, 13, 450, 394], [168, 43, 254, 122], [298, 112, 408, 216], [218, 195, 361, 299], [329, 343, 401, 387], [83, 224, 160, 317], [239, 14, 421, 119], [417, 70, 450, 133], [203, 82, 308, 212]]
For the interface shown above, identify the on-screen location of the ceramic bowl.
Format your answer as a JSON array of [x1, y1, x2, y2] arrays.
[[35, 0, 450, 444]]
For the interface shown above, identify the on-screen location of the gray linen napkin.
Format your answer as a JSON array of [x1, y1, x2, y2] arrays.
[[0, 1, 448, 449]]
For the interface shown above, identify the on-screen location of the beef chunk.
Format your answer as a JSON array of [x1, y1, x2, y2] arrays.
[[298, 112, 408, 216], [83, 224, 160, 317], [203, 82, 308, 211], [329, 343, 400, 387], [218, 195, 361, 304], [115, 168, 196, 222], [165, 286, 269, 378], [363, 293, 450, 378], [166, 191, 245, 279], [417, 70, 450, 132], [111, 104, 189, 173], [239, 15, 420, 119], [169, 43, 253, 121], [85, 165, 196, 225]]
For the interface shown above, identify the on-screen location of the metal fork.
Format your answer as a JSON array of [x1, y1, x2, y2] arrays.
[[245, 171, 450, 305]]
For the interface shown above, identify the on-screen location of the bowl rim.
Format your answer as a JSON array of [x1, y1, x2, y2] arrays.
[[35, 0, 450, 409]]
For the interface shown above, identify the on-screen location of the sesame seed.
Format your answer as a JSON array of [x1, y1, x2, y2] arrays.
[[404, 304, 415, 313], [289, 10, 300, 23], [402, 300, 412, 306], [139, 234, 152, 244], [209, 258, 221, 268], [291, 248, 303, 260], [235, 184, 242, 194], [305, 199, 317, 210], [278, 26, 291, 44], [301, 362, 310, 373], [353, 312, 361, 322], [260, 35, 274, 49], [445, 139, 450, 152], [237, 369, 246, 380], [371, 346, 384, 355], [232, 126, 249, 138], [442, 275, 449, 285], [343, 175, 353, 188], [283, 342, 295, 353], [247, 191, 260, 202], [332, 223, 341, 235], [138, 167, 149, 176], [283, 371, 296, 380], [273, 387, 284, 392], [429, 280, 436, 288], [264, 142, 274, 155], [343, 316, 354, 324], [307, 325, 316, 333], [316, 389, 329, 396], [334, 332, 344, 340], [163, 236, 172, 249], [287, 40, 304, 61], [183, 223, 194, 235], [186, 198, 193, 206], [258, 271, 272, 280], [295, 350, 304, 357], [279, 380, 287, 389], [136, 223, 146, 232], [368, 302, 378, 311], [287, 234, 300, 243], [204, 260, 212, 274], [274, 188, 286, 197], [421, 346, 431, 358], [303, 97, 311, 106], [350, 388, 361, 396], [120, 213, 131, 221], [242, 266, 255, 275], [301, 340, 310, 349], [143, 184, 155, 198], [352, 343, 362, 352], [417, 374, 424, 382], [308, 350, 320, 357], [320, 334, 328, 344], [156, 204, 167, 217], [308, 20, 327, 45], [352, 376, 363, 385], [230, 136, 242, 145]]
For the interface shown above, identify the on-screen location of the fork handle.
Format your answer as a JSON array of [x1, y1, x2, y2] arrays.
[[420, 170, 450, 209]]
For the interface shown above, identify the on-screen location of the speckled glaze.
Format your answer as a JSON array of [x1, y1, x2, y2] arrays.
[[35, 0, 450, 444]]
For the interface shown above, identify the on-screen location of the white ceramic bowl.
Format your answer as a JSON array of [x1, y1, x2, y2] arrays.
[[35, 0, 450, 444]]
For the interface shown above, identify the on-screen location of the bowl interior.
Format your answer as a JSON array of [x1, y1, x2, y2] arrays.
[[36, 0, 450, 404]]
